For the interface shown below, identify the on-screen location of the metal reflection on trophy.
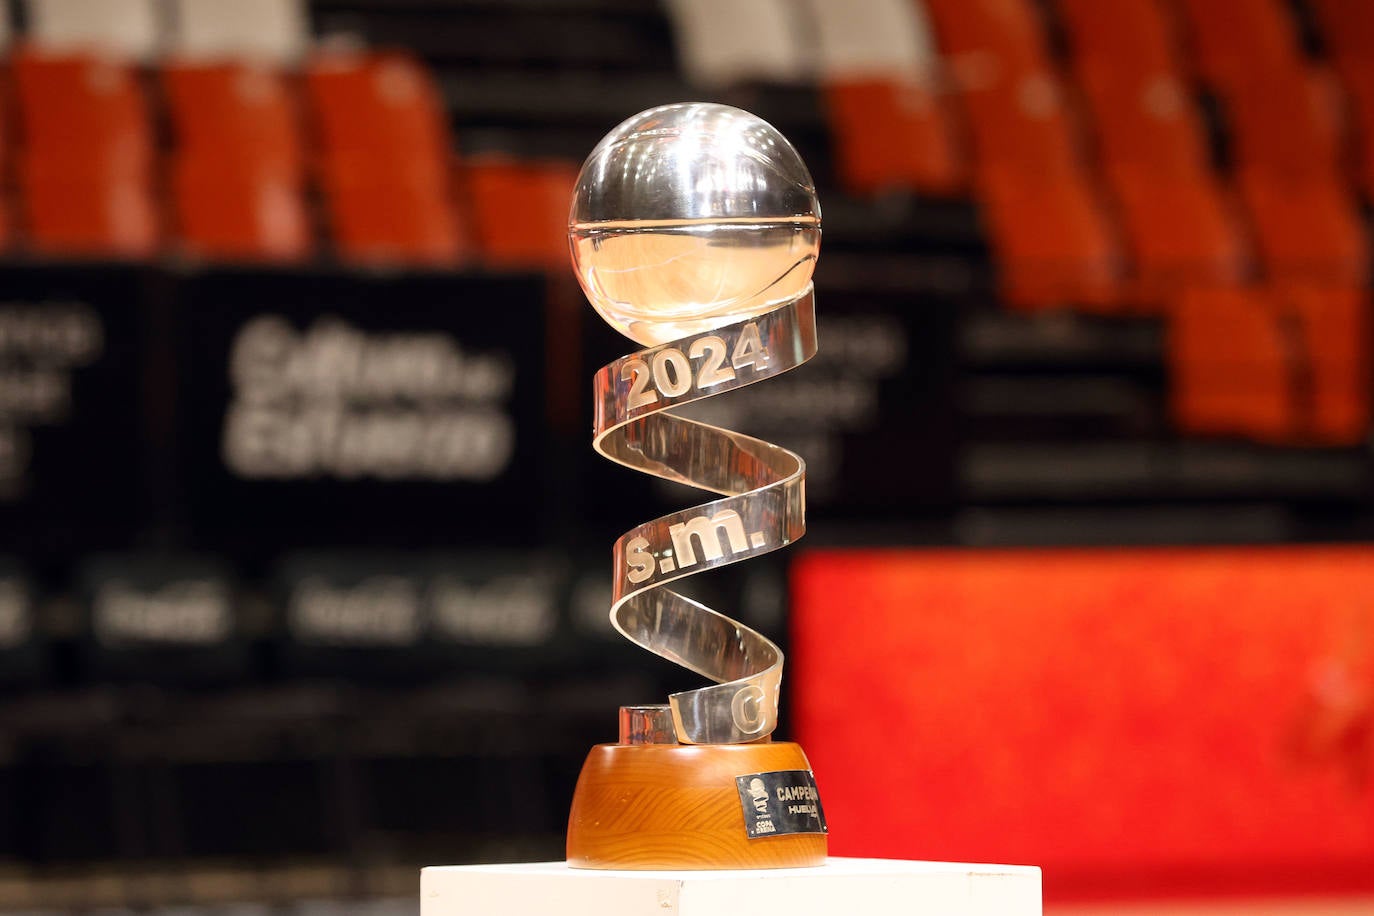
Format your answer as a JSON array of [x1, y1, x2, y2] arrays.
[[565, 102, 827, 870]]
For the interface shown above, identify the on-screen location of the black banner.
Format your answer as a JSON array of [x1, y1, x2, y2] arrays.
[[77, 553, 247, 684], [0, 266, 148, 559], [0, 558, 41, 684], [179, 268, 549, 555], [273, 549, 571, 680]]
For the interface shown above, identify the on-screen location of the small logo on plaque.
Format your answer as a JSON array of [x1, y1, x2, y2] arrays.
[[734, 769, 827, 839]]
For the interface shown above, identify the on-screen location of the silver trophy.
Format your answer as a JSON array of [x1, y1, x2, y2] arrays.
[[566, 103, 826, 869]]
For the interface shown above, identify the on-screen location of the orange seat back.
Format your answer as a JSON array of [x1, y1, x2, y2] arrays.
[[172, 159, 310, 261], [13, 49, 152, 172], [305, 51, 463, 265], [1283, 285, 1371, 444], [463, 157, 577, 270], [1310, 0, 1374, 62], [1309, 1, 1374, 196], [1169, 286, 1294, 440], [1060, 0, 1207, 175], [923, 0, 1046, 72], [1171, 0, 1302, 86], [1223, 70, 1343, 178], [12, 48, 157, 256], [1059, 0, 1180, 73], [925, 0, 1083, 175], [1330, 66, 1374, 197], [1076, 63, 1211, 176], [20, 172, 157, 257], [164, 62, 303, 174], [977, 163, 1123, 312], [1170, 281, 1371, 445], [306, 51, 450, 182], [321, 158, 464, 266], [824, 78, 964, 196], [1106, 163, 1247, 304], [164, 62, 310, 261], [1236, 169, 1367, 286]]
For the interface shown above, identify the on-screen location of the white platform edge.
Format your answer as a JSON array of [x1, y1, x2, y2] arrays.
[[422, 857, 1042, 916]]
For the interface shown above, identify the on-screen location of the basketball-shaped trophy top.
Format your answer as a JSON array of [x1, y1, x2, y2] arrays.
[[570, 103, 821, 347]]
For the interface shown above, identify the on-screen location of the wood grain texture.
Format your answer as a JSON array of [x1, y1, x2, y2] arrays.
[[566, 740, 828, 870]]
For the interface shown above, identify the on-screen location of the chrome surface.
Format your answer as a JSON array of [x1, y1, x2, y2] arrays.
[[618, 705, 679, 745], [570, 102, 821, 347], [570, 102, 818, 226], [591, 294, 815, 744], [575, 103, 821, 745]]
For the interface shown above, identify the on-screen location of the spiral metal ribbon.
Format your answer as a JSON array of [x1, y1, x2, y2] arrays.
[[592, 289, 817, 745]]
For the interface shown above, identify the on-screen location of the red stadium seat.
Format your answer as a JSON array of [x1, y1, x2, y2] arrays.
[[1221, 69, 1343, 178], [12, 48, 157, 256], [977, 163, 1123, 312], [1075, 63, 1211, 176], [0, 78, 10, 251], [1058, 0, 1180, 73], [171, 159, 309, 262], [164, 62, 309, 261], [463, 156, 576, 270], [305, 50, 463, 265], [1084, 83, 1249, 306], [1283, 285, 1371, 444], [1172, 0, 1361, 287], [1058, 0, 1249, 304], [923, 0, 1046, 73], [926, 0, 1123, 309], [1173, 282, 1370, 444], [924, 0, 1082, 173], [20, 169, 157, 256], [0, 69, 9, 187], [1309, 0, 1374, 198], [824, 78, 964, 196], [320, 158, 464, 266], [1236, 168, 1368, 286], [164, 62, 302, 174], [1174, 0, 1340, 177], [1171, 0, 1302, 87], [1309, 0, 1374, 62], [1325, 60, 1374, 198], [1173, 0, 1343, 179], [1060, 0, 1207, 175], [306, 50, 450, 185], [1106, 163, 1247, 301], [958, 68, 1083, 174], [1169, 286, 1294, 441], [13, 50, 151, 172]]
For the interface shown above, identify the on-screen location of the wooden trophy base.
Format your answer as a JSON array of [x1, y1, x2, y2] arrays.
[[566, 738, 828, 870]]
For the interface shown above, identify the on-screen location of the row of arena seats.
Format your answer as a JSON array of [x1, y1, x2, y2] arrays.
[[1172, 284, 1368, 444], [0, 46, 574, 267], [14, 0, 1363, 293], [0, 0, 1367, 448], [781, 0, 1373, 447], [814, 0, 1372, 302]]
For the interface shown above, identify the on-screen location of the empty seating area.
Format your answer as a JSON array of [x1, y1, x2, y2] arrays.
[[633, 0, 1373, 450], [791, 0, 1372, 449], [0, 0, 1362, 445], [0, 0, 583, 267]]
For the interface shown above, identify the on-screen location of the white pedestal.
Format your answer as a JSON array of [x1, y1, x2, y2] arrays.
[[421, 857, 1041, 916]]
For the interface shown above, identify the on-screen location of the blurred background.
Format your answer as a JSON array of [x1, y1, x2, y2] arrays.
[[0, 0, 1369, 913]]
